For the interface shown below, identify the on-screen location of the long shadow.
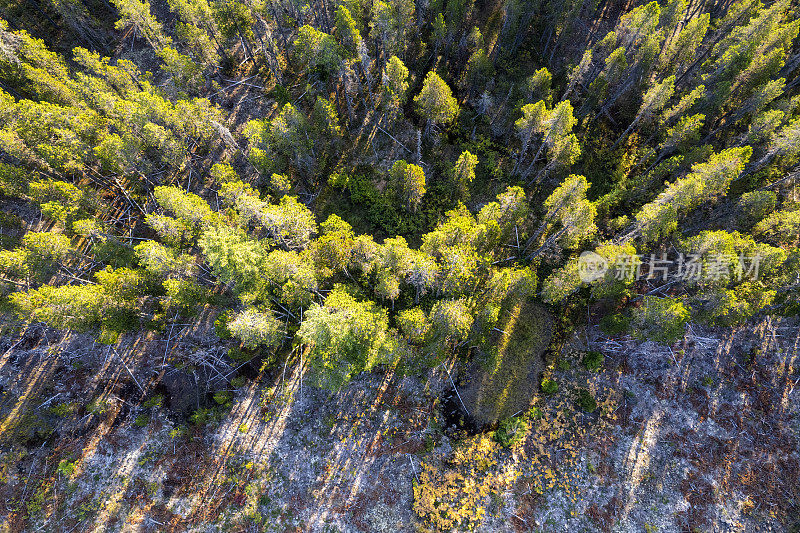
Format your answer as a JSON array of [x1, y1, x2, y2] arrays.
[[457, 299, 553, 429]]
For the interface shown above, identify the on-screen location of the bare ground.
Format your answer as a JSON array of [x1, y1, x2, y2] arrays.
[[0, 313, 798, 532]]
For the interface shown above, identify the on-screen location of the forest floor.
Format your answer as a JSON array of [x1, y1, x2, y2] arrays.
[[0, 312, 798, 532]]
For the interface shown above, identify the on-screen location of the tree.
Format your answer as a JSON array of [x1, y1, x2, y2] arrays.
[[157, 46, 202, 92], [211, 0, 256, 60], [414, 71, 458, 133], [262, 249, 318, 308], [589, 243, 640, 300], [145, 214, 194, 248], [244, 103, 312, 174], [745, 109, 785, 144], [540, 258, 582, 303], [112, 0, 171, 50], [631, 296, 690, 344], [294, 25, 340, 76], [755, 117, 800, 170], [681, 230, 786, 289], [10, 283, 105, 332], [199, 224, 267, 292], [612, 75, 675, 149], [635, 147, 752, 242], [251, 195, 317, 250], [658, 13, 709, 75], [370, 0, 415, 58], [297, 285, 393, 389], [135, 240, 195, 278], [154, 186, 214, 228], [526, 67, 552, 105], [754, 208, 800, 246], [661, 113, 704, 153], [660, 85, 705, 125], [430, 298, 473, 344], [0, 231, 73, 285], [397, 307, 429, 344], [698, 282, 776, 326], [523, 100, 577, 181], [462, 48, 492, 97], [28, 179, 85, 223], [11, 266, 142, 336], [310, 214, 355, 278], [334, 5, 362, 58], [162, 278, 209, 316], [526, 175, 596, 258], [453, 150, 477, 196], [390, 160, 426, 211], [737, 191, 777, 227], [382, 55, 409, 117], [210, 162, 238, 184], [228, 308, 282, 349], [513, 100, 547, 175], [167, 0, 223, 64], [563, 50, 592, 100]]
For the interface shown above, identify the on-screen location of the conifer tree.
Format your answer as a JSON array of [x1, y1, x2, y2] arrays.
[[453, 150, 477, 196], [414, 71, 458, 134], [228, 308, 283, 349]]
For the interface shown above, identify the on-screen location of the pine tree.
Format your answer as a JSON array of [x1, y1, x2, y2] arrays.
[[453, 150, 477, 196], [294, 25, 341, 76], [334, 5, 362, 58], [228, 308, 282, 349], [631, 296, 690, 344], [112, 0, 172, 51], [430, 298, 473, 344], [612, 76, 675, 149], [526, 174, 596, 259], [382, 55, 408, 118], [390, 160, 426, 211], [635, 147, 752, 242], [523, 100, 577, 181], [414, 71, 458, 134], [298, 285, 393, 389]]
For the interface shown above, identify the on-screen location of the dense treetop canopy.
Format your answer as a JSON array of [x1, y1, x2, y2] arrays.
[[0, 0, 798, 387]]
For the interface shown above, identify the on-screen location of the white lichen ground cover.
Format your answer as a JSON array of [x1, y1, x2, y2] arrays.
[[0, 315, 797, 531]]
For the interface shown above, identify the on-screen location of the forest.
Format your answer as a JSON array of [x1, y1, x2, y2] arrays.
[[0, 0, 798, 529]]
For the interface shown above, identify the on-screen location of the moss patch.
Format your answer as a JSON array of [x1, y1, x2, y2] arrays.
[[458, 300, 553, 428]]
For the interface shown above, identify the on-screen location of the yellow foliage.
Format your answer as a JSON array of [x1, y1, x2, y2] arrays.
[[413, 435, 516, 530]]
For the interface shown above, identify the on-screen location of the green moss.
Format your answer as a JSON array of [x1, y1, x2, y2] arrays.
[[457, 301, 553, 427], [48, 402, 78, 417]]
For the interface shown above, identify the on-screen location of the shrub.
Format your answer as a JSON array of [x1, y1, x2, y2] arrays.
[[582, 350, 604, 372], [575, 388, 597, 412], [56, 460, 76, 477], [214, 390, 233, 406], [493, 416, 529, 448], [143, 394, 163, 408], [214, 310, 234, 339], [541, 378, 558, 395], [600, 312, 630, 335]]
